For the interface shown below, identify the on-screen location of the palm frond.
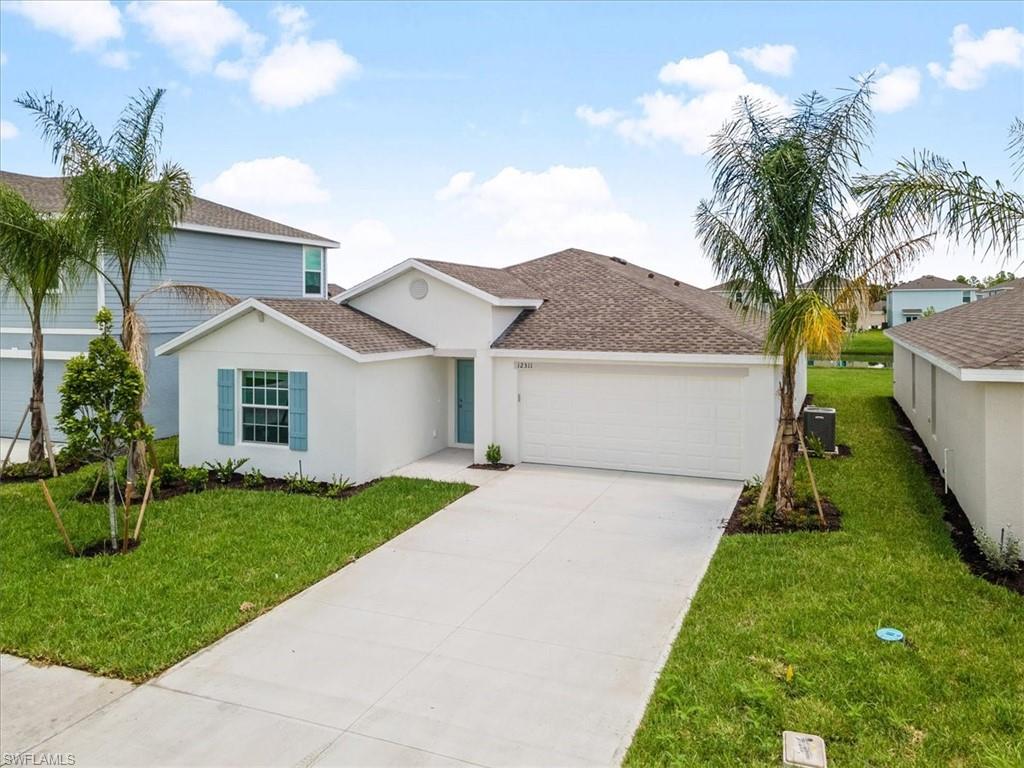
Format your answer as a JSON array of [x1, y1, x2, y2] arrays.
[[15, 91, 107, 174], [765, 291, 843, 361], [135, 282, 237, 310]]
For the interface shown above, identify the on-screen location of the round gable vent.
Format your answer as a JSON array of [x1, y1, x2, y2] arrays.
[[410, 278, 429, 300]]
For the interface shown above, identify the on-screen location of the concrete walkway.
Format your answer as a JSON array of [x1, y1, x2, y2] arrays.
[[24, 457, 739, 767]]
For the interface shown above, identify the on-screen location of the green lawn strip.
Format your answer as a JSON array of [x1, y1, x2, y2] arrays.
[[841, 329, 893, 355], [626, 369, 1024, 767], [0, 440, 471, 681]]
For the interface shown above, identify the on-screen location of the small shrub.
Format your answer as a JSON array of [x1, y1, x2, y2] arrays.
[[740, 499, 774, 531], [322, 474, 353, 499], [805, 433, 827, 457], [485, 443, 502, 464], [741, 474, 763, 501], [204, 457, 249, 484], [160, 462, 185, 487], [976, 529, 1023, 575], [283, 471, 319, 494], [183, 466, 208, 493], [242, 467, 265, 489]]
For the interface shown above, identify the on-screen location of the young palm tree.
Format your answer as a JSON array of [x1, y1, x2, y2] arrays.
[[0, 185, 90, 463], [697, 81, 930, 518], [18, 88, 233, 477], [857, 118, 1023, 266]]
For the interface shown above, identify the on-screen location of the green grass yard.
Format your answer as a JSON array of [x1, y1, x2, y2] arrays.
[[626, 368, 1024, 767], [841, 328, 893, 356], [0, 440, 471, 681]]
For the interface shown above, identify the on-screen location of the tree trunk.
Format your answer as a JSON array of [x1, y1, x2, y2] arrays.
[[28, 319, 46, 462], [106, 459, 119, 550], [773, 356, 799, 519], [121, 306, 149, 485]]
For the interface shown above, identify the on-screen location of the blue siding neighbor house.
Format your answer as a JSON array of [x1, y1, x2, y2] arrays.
[[0, 171, 339, 440], [886, 275, 975, 327]]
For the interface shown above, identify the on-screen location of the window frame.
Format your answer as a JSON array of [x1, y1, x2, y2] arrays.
[[239, 369, 291, 447], [303, 246, 324, 297]]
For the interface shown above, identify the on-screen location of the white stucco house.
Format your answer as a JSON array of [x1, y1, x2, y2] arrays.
[[157, 248, 804, 485], [887, 287, 1024, 543]]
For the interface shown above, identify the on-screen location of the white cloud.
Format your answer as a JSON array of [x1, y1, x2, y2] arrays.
[[617, 84, 789, 155], [4, 1, 122, 50], [249, 38, 359, 109], [271, 4, 311, 38], [200, 157, 330, 209], [928, 24, 1024, 90], [575, 105, 623, 127], [435, 171, 476, 201], [0, 120, 18, 141], [126, 0, 263, 73], [99, 49, 131, 69], [436, 165, 647, 250], [871, 64, 921, 112], [658, 50, 747, 90], [736, 44, 797, 76]]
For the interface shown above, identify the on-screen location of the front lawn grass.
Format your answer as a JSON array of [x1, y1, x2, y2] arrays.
[[0, 439, 471, 681], [841, 328, 893, 355], [626, 369, 1024, 767]]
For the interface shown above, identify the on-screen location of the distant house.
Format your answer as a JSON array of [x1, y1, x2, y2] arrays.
[[975, 276, 1024, 299], [327, 283, 346, 299], [0, 171, 339, 440], [887, 275, 974, 326], [887, 288, 1023, 544]]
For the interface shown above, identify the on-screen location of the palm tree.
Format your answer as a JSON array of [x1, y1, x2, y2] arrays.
[[18, 88, 233, 477], [0, 184, 91, 464], [857, 118, 1023, 266], [697, 80, 930, 519]]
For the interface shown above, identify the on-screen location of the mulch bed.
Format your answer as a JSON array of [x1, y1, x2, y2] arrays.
[[1, 456, 85, 484], [890, 397, 1024, 595], [75, 471, 377, 505], [724, 489, 842, 535], [467, 463, 515, 471], [78, 537, 142, 558]]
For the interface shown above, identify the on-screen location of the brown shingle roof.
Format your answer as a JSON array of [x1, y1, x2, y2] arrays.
[[0, 171, 337, 245], [493, 249, 766, 354], [418, 258, 541, 300], [257, 298, 430, 355], [888, 287, 1024, 371], [892, 275, 966, 290]]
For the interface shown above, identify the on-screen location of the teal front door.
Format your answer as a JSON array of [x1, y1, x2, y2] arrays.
[[456, 359, 474, 444]]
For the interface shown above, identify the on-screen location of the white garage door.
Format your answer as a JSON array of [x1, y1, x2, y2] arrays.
[[518, 364, 746, 479]]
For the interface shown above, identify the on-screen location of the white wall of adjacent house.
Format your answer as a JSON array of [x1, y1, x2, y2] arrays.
[[893, 344, 1024, 542], [173, 310, 445, 484]]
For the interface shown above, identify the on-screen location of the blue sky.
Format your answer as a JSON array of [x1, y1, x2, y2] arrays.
[[1, 1, 1022, 288]]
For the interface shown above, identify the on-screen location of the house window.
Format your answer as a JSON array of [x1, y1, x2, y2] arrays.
[[962, 291, 972, 304], [241, 370, 289, 445], [911, 354, 917, 410], [303, 247, 323, 296]]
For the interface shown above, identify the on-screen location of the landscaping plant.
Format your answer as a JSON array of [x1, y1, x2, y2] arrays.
[[183, 466, 208, 494], [242, 467, 265, 489], [0, 185, 91, 465], [485, 443, 502, 464], [57, 308, 151, 550], [284, 471, 319, 495], [697, 78, 927, 521], [18, 88, 235, 481], [204, 457, 249, 484], [975, 529, 1023, 575], [323, 475, 353, 499]]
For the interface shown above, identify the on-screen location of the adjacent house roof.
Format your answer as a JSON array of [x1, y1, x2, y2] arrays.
[[887, 287, 1024, 378], [0, 171, 338, 247], [493, 249, 766, 355], [981, 276, 1024, 292], [891, 275, 966, 291], [327, 283, 345, 298], [156, 297, 430, 360]]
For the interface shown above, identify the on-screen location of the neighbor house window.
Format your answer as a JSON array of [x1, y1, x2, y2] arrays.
[[241, 370, 289, 445], [304, 247, 323, 296], [962, 291, 971, 304]]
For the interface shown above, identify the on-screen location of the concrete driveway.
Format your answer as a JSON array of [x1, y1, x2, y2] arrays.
[[30, 457, 739, 767]]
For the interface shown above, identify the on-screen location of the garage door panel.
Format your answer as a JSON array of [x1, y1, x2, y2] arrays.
[[519, 366, 746, 480]]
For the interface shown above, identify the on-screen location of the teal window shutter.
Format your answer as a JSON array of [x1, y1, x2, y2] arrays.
[[217, 369, 235, 445], [289, 371, 308, 451]]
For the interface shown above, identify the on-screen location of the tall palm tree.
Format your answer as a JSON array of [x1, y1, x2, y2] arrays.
[[18, 88, 233, 477], [697, 81, 930, 518], [856, 118, 1023, 267], [0, 185, 90, 463]]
